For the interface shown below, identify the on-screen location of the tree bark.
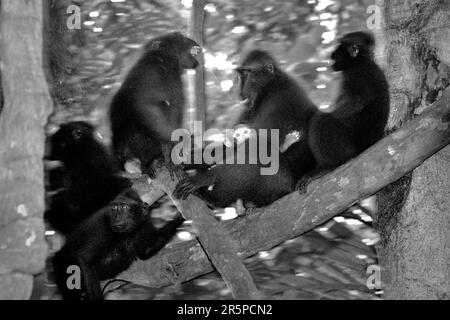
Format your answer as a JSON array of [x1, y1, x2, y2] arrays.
[[117, 91, 450, 288], [0, 0, 51, 299], [189, 0, 207, 132], [375, 0, 450, 299], [149, 168, 260, 300]]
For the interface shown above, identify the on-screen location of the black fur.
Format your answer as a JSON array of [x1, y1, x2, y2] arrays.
[[52, 189, 184, 300], [109, 32, 201, 176], [174, 50, 317, 207], [44, 121, 131, 235], [307, 31, 389, 172]]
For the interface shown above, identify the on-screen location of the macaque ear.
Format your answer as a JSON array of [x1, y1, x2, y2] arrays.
[[190, 45, 201, 57], [139, 202, 150, 215], [72, 128, 83, 141], [264, 63, 274, 73], [347, 44, 360, 58], [150, 40, 162, 50]]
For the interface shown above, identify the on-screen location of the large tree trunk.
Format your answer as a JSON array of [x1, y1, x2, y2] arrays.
[[375, 0, 450, 299], [0, 0, 50, 299]]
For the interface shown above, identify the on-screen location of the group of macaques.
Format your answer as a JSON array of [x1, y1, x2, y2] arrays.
[[45, 31, 389, 300]]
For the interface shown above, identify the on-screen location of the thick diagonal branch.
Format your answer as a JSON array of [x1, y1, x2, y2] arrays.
[[119, 88, 450, 289]]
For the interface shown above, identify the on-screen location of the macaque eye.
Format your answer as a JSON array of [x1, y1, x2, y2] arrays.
[[190, 46, 201, 57], [120, 204, 130, 211], [111, 204, 118, 211]]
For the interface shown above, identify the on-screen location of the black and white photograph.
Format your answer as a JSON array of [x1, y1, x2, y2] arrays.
[[0, 0, 449, 304]]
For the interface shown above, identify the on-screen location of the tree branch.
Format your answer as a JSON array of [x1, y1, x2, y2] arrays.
[[117, 87, 450, 289], [150, 169, 260, 299]]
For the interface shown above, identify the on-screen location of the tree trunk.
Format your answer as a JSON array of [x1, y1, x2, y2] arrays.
[[0, 0, 51, 299], [189, 0, 207, 132], [375, 0, 450, 299]]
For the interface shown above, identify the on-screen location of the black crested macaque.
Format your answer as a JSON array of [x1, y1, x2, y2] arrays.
[[174, 50, 317, 207], [298, 31, 389, 191], [45, 121, 131, 235], [109, 32, 201, 178], [237, 50, 317, 181], [52, 189, 184, 300]]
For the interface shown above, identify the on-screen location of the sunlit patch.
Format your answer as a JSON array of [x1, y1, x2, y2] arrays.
[[219, 288, 231, 296], [316, 66, 327, 72], [25, 230, 36, 246], [186, 69, 196, 76], [231, 26, 246, 34], [362, 238, 378, 246], [319, 104, 330, 110], [225, 14, 234, 20], [322, 31, 336, 44], [338, 177, 350, 187], [45, 230, 56, 236], [264, 6, 273, 12], [93, 27, 103, 33], [204, 3, 216, 13], [316, 0, 334, 11], [177, 231, 194, 241], [345, 218, 362, 226], [309, 15, 319, 21], [318, 227, 328, 232], [296, 272, 309, 277], [220, 207, 238, 220], [356, 254, 368, 260], [196, 279, 212, 286], [316, 84, 326, 89], [320, 19, 337, 30], [89, 11, 100, 18], [387, 146, 396, 155], [181, 0, 193, 9], [17, 204, 28, 217], [360, 213, 373, 222], [319, 12, 332, 20], [258, 251, 270, 259], [333, 216, 345, 223], [83, 21, 95, 26], [204, 52, 235, 71], [206, 132, 226, 142], [220, 80, 234, 92]]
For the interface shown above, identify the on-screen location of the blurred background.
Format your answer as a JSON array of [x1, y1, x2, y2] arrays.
[[42, 0, 382, 300]]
